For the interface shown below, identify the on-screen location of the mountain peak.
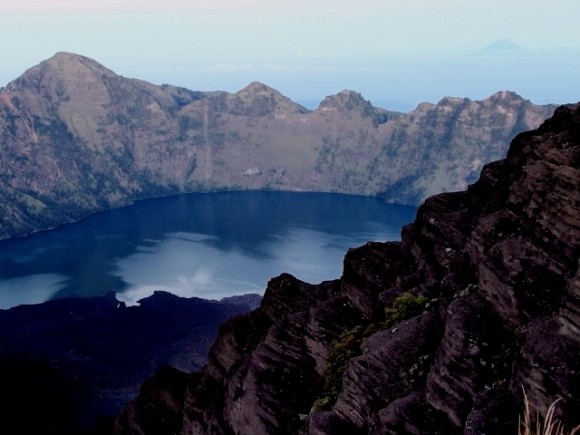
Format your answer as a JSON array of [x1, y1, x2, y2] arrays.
[[229, 81, 308, 116], [7, 52, 115, 92], [320, 89, 367, 105], [482, 90, 529, 107], [488, 90, 523, 100], [42, 51, 114, 75], [317, 89, 392, 124], [50, 51, 93, 62], [481, 39, 525, 53], [318, 89, 372, 112], [437, 95, 470, 106], [238, 81, 277, 95]]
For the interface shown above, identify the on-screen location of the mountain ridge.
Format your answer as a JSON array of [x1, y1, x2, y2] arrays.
[[0, 52, 557, 240]]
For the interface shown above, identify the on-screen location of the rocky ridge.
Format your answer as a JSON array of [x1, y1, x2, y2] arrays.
[[116, 104, 580, 434], [0, 52, 556, 240]]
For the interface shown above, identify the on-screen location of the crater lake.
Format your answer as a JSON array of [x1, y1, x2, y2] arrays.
[[0, 191, 416, 309]]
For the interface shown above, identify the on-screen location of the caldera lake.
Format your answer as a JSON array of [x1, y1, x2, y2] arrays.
[[0, 191, 417, 309]]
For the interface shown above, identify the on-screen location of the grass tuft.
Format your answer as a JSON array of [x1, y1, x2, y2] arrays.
[[519, 388, 580, 435]]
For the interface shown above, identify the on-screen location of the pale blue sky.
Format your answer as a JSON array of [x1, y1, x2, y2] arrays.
[[2, 0, 579, 110]]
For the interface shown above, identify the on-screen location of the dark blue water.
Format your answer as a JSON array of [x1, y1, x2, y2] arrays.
[[0, 191, 416, 308]]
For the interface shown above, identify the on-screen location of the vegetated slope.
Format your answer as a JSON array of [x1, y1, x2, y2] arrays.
[[0, 52, 556, 239], [116, 103, 579, 434]]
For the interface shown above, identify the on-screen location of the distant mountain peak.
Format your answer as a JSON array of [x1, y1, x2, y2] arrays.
[[437, 96, 470, 106], [42, 51, 113, 74], [229, 81, 308, 116], [7, 51, 114, 92], [481, 39, 525, 53], [337, 89, 361, 97], [235, 81, 287, 101], [316, 90, 398, 125], [477, 91, 529, 109], [318, 89, 372, 112], [431, 91, 525, 109], [51, 51, 93, 61], [488, 90, 524, 100], [238, 81, 277, 94]]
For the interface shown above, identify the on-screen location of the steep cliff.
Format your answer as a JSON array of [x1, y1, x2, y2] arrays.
[[117, 103, 579, 434], [0, 52, 556, 240]]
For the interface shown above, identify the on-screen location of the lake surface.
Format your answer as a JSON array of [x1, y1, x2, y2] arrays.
[[0, 191, 416, 309]]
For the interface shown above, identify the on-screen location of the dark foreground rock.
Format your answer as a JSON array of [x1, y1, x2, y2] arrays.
[[0, 291, 260, 434], [117, 103, 579, 434]]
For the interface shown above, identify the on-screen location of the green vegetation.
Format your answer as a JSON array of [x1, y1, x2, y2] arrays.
[[384, 293, 430, 327], [311, 292, 432, 412], [314, 327, 364, 410]]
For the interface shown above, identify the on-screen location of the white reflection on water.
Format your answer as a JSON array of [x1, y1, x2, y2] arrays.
[[114, 228, 380, 306], [264, 228, 351, 283], [0, 274, 66, 309], [115, 232, 267, 305], [0, 192, 416, 308]]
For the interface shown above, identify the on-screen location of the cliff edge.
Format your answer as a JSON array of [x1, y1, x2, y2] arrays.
[[117, 103, 579, 434]]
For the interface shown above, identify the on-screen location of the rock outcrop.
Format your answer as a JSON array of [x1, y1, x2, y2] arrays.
[[117, 103, 579, 434], [0, 52, 556, 240]]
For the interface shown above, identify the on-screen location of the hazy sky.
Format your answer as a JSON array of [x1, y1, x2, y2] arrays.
[[2, 0, 579, 110]]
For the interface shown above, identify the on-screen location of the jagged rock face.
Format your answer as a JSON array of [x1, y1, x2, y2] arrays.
[[0, 52, 556, 240], [116, 103, 579, 434]]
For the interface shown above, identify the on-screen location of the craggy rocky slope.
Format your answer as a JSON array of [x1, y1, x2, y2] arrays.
[[0, 52, 555, 239], [117, 104, 580, 434]]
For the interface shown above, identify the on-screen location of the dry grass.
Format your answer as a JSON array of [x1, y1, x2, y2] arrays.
[[519, 389, 580, 435]]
